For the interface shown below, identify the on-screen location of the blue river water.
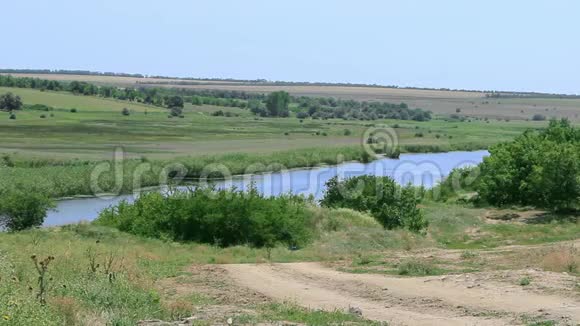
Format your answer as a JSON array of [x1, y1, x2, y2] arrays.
[[44, 150, 488, 226]]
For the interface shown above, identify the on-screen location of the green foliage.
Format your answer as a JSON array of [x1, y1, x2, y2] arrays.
[[0, 92, 23, 111], [430, 166, 480, 201], [519, 276, 531, 286], [397, 260, 439, 276], [532, 114, 546, 121], [0, 188, 55, 231], [95, 187, 313, 248], [296, 111, 309, 119], [0, 146, 370, 198], [320, 176, 428, 232], [477, 119, 580, 210], [169, 106, 183, 117], [298, 96, 431, 121], [265, 91, 290, 117], [163, 95, 184, 108], [191, 95, 203, 105], [121, 107, 130, 116], [259, 303, 381, 325], [0, 226, 198, 325]]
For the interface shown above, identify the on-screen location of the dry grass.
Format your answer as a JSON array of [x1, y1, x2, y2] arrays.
[[49, 296, 82, 326], [542, 246, 579, 274]]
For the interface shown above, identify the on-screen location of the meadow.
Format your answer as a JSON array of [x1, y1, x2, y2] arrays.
[[0, 86, 550, 161], [0, 202, 577, 325], [0, 81, 560, 199], [0, 74, 578, 325]]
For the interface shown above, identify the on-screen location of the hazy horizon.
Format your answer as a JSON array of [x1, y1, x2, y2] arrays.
[[2, 0, 579, 94]]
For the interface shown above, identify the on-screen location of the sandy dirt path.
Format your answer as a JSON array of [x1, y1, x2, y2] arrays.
[[224, 262, 579, 326]]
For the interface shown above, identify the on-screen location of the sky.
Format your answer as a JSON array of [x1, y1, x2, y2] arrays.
[[1, 0, 579, 94]]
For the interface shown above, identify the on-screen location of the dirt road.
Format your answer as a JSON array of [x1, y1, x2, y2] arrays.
[[224, 262, 579, 326]]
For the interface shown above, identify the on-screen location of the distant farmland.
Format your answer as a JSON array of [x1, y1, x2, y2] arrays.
[[3, 73, 580, 121]]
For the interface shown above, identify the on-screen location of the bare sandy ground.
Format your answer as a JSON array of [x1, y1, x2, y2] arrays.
[[224, 262, 579, 326]]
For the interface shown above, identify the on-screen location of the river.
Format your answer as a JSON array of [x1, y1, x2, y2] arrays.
[[44, 150, 488, 226]]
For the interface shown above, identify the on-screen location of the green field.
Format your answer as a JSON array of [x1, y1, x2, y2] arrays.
[[1, 202, 577, 325], [0, 77, 578, 326], [0, 87, 549, 161]]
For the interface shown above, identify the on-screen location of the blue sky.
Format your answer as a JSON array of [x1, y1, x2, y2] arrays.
[[1, 0, 579, 94]]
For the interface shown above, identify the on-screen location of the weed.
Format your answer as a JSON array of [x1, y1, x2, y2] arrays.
[[460, 251, 478, 260], [397, 260, 438, 276], [31, 255, 55, 305], [519, 277, 531, 286]]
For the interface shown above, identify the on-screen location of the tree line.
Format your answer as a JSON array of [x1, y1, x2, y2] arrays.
[[292, 96, 432, 121], [0, 74, 431, 121]]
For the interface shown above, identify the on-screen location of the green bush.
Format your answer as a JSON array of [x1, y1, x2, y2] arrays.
[[95, 187, 313, 248], [430, 166, 480, 201], [320, 176, 428, 232], [398, 260, 438, 276], [476, 119, 579, 210], [170, 107, 183, 117], [0, 188, 55, 231]]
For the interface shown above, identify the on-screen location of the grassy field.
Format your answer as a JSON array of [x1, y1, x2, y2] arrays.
[[5, 73, 580, 121], [0, 86, 552, 161], [0, 74, 578, 325], [0, 203, 577, 325]]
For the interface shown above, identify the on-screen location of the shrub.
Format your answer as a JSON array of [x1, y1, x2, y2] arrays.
[[518, 277, 531, 286], [40, 114, 47, 119], [95, 187, 313, 248], [343, 129, 352, 136], [320, 176, 427, 232], [431, 166, 480, 201], [265, 91, 290, 117], [476, 119, 580, 210], [0, 188, 55, 231], [70, 108, 77, 113], [397, 260, 438, 276], [8, 112, 15, 120], [532, 114, 546, 121], [0, 92, 23, 111], [170, 107, 183, 117], [121, 108, 130, 116], [296, 112, 309, 119]]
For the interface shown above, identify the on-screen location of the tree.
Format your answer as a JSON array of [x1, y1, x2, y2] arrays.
[[0, 92, 23, 111], [164, 95, 184, 108], [170, 107, 183, 117], [191, 96, 203, 106], [266, 91, 290, 117], [321, 175, 428, 232], [532, 114, 546, 121], [296, 111, 309, 119], [476, 119, 580, 211], [0, 188, 55, 231]]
